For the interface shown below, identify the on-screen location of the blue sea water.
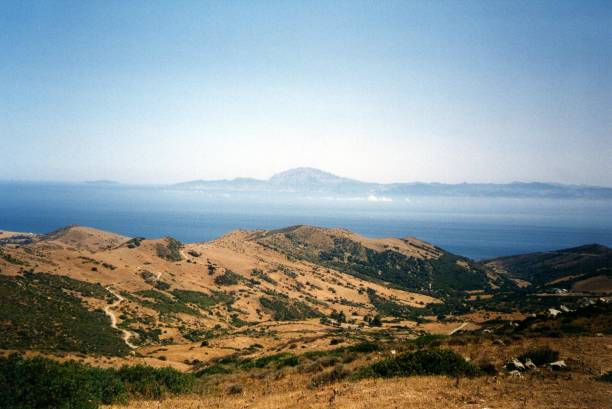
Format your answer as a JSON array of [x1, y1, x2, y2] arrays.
[[1, 182, 611, 260]]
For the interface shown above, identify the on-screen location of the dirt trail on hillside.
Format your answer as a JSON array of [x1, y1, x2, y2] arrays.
[[448, 322, 468, 335], [104, 286, 138, 349]]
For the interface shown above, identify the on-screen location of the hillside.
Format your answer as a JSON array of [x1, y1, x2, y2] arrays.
[[2, 225, 611, 408], [250, 225, 494, 295], [485, 244, 612, 292], [0, 225, 449, 361]]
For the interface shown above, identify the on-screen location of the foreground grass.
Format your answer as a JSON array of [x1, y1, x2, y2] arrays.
[[5, 333, 611, 409]]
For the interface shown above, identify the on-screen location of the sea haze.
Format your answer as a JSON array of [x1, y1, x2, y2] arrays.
[[1, 181, 611, 260]]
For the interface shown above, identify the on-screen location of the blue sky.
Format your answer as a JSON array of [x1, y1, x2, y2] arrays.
[[1, 0, 611, 185]]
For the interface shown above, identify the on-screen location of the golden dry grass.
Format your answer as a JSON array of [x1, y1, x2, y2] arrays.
[[102, 336, 612, 409], [105, 374, 612, 409]]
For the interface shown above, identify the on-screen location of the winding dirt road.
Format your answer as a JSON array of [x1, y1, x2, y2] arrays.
[[104, 286, 138, 349]]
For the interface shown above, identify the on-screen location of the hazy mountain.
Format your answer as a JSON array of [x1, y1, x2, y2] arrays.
[[170, 167, 612, 199], [84, 180, 120, 185]]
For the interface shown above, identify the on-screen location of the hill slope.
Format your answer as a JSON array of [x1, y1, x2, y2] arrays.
[[485, 244, 612, 292], [251, 225, 494, 295], [0, 225, 451, 359]]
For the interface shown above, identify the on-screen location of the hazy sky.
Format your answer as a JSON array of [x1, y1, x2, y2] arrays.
[[1, 1, 611, 185]]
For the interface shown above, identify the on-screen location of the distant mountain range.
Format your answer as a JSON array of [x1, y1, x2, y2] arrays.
[[170, 167, 612, 199]]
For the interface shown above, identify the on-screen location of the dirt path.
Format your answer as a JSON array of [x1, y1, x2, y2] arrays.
[[104, 286, 138, 349], [448, 322, 468, 335]]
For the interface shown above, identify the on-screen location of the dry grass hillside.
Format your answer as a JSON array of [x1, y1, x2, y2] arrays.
[[2, 225, 611, 409], [0, 225, 446, 365]]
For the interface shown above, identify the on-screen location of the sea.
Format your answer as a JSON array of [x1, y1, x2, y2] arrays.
[[1, 181, 611, 260]]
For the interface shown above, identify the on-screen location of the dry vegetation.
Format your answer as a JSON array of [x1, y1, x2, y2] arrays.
[[103, 336, 612, 409], [1, 225, 610, 408]]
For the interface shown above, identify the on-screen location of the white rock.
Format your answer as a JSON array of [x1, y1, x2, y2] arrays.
[[524, 358, 537, 370], [549, 360, 567, 371], [508, 370, 523, 378], [507, 358, 526, 371]]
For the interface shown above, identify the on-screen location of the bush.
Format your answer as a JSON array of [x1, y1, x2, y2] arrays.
[[477, 360, 497, 375], [596, 371, 612, 383], [154, 281, 171, 291], [259, 296, 321, 321], [0, 354, 195, 409], [0, 273, 129, 356], [304, 356, 339, 373], [226, 384, 243, 395], [0, 354, 126, 409], [156, 237, 183, 262], [518, 347, 559, 366], [346, 341, 380, 353], [116, 365, 194, 399], [239, 353, 299, 370], [214, 271, 242, 286], [355, 348, 481, 379], [309, 364, 350, 388], [195, 364, 231, 377], [410, 334, 447, 349], [370, 315, 383, 327]]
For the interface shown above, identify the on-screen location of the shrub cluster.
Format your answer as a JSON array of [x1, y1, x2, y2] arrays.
[[518, 346, 559, 366], [0, 273, 129, 355], [355, 348, 481, 379], [309, 364, 350, 388], [156, 237, 183, 262], [214, 270, 242, 286], [259, 296, 321, 321], [596, 371, 612, 383], [0, 354, 195, 409]]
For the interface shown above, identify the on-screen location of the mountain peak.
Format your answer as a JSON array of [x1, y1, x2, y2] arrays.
[[268, 167, 357, 187]]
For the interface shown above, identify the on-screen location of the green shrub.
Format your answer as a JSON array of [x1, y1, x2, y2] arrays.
[[172, 289, 227, 309], [596, 371, 612, 383], [304, 356, 339, 373], [125, 237, 145, 248], [238, 353, 299, 370], [0, 355, 193, 408], [259, 296, 321, 321], [214, 270, 242, 286], [195, 364, 231, 377], [251, 269, 277, 285], [277, 355, 300, 368], [369, 315, 383, 327], [226, 383, 243, 395], [355, 348, 481, 379], [156, 237, 184, 262], [135, 289, 199, 316], [346, 341, 380, 353], [0, 273, 129, 355], [518, 347, 559, 366], [154, 281, 171, 291], [0, 354, 127, 409], [0, 249, 25, 265], [330, 310, 346, 323], [477, 360, 497, 375], [309, 364, 350, 388], [410, 334, 447, 349], [116, 365, 194, 399]]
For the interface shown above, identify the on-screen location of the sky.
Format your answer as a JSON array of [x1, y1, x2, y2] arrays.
[[1, 0, 611, 186]]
